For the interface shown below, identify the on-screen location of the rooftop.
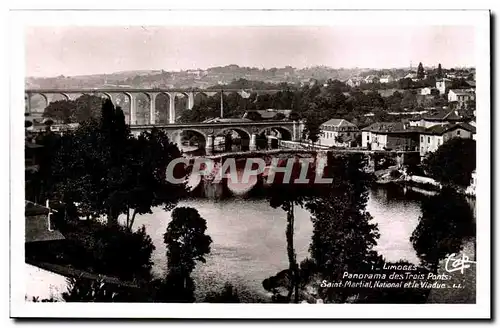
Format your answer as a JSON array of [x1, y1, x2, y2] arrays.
[[321, 118, 357, 128], [420, 109, 464, 121], [362, 122, 424, 134], [449, 89, 475, 96], [25, 201, 65, 243], [420, 122, 477, 135]]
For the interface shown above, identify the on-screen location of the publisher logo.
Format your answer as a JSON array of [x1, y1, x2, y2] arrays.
[[445, 253, 476, 274]]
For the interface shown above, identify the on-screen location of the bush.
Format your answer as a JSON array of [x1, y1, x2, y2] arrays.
[[203, 283, 241, 303]]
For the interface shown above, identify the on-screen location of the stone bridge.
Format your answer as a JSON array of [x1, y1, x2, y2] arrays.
[[25, 88, 283, 124], [130, 120, 301, 153]]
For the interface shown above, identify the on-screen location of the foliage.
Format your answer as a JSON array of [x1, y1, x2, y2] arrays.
[[62, 276, 154, 302], [423, 138, 476, 187], [203, 283, 241, 303], [437, 63, 443, 79], [245, 111, 263, 121], [417, 62, 425, 79], [306, 153, 380, 303], [410, 187, 476, 272], [43, 94, 105, 123], [50, 99, 186, 229], [160, 207, 212, 302], [62, 277, 119, 302], [356, 260, 431, 303]]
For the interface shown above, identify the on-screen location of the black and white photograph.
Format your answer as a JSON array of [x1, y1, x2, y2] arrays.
[[8, 8, 491, 319]]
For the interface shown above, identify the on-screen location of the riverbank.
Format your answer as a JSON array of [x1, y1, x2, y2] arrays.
[[373, 168, 476, 198]]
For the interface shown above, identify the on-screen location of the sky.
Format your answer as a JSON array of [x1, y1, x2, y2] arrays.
[[25, 26, 475, 77]]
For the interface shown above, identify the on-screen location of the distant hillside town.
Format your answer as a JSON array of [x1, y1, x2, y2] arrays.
[[25, 63, 475, 90]]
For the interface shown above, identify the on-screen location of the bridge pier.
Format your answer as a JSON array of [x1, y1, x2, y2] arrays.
[[249, 133, 257, 151], [169, 93, 176, 124], [124, 92, 137, 125], [205, 134, 215, 155], [149, 92, 158, 125], [187, 92, 195, 110], [25, 94, 32, 115]]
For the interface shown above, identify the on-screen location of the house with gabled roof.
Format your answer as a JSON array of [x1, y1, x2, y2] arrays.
[[346, 77, 364, 88], [379, 75, 394, 84], [361, 122, 422, 151], [319, 118, 360, 148], [448, 89, 475, 109], [418, 122, 476, 157], [364, 75, 380, 84]]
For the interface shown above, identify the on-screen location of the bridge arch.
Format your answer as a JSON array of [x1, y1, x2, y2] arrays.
[[257, 126, 293, 141], [134, 92, 151, 125], [193, 92, 209, 107], [26, 93, 48, 118], [155, 92, 173, 124], [216, 127, 252, 152], [169, 128, 208, 150]]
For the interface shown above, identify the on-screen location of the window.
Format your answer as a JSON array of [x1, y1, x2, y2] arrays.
[[420, 136, 423, 142], [367, 135, 369, 140], [457, 130, 461, 136], [428, 137, 430, 143]]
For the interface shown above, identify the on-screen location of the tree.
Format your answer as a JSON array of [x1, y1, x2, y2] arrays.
[[302, 109, 324, 144], [50, 99, 186, 229], [306, 154, 380, 303], [410, 187, 475, 272], [42, 95, 105, 123], [43, 100, 76, 123], [161, 207, 212, 302], [245, 111, 263, 121], [437, 63, 443, 79], [204, 283, 241, 303], [124, 128, 187, 230], [423, 138, 476, 187], [417, 62, 425, 79], [266, 158, 321, 303], [274, 112, 286, 120]]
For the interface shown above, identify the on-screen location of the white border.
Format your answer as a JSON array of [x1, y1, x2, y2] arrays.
[[9, 9, 491, 319]]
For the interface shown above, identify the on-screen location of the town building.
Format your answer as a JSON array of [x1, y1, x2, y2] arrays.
[[404, 72, 417, 80], [364, 75, 380, 84], [418, 122, 476, 157], [447, 89, 475, 109], [346, 77, 364, 88], [408, 109, 465, 129], [435, 78, 452, 95], [319, 119, 360, 148], [361, 122, 421, 151], [379, 75, 394, 84], [419, 87, 438, 96]]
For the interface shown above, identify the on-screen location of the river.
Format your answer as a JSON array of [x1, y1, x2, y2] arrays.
[[128, 183, 434, 300]]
